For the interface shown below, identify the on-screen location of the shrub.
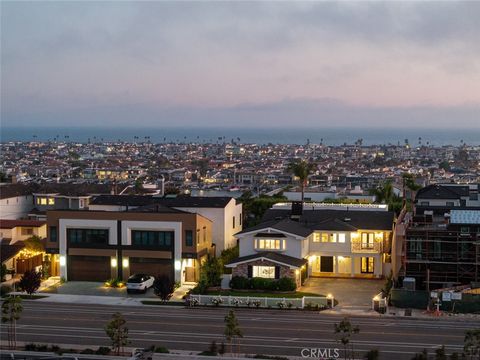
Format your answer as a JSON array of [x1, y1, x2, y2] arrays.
[[277, 277, 296, 291], [191, 280, 208, 294], [154, 346, 169, 353], [104, 278, 124, 288], [153, 274, 175, 301], [95, 347, 111, 355], [80, 349, 95, 354], [18, 270, 42, 296], [230, 276, 249, 289], [0, 285, 12, 297]]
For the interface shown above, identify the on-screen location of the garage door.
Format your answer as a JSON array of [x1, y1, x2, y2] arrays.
[[68, 255, 111, 281], [129, 258, 173, 281]]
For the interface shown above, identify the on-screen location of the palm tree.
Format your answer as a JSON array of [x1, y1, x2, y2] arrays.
[[287, 160, 315, 202]]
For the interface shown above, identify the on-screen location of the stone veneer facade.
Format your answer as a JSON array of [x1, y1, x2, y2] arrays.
[[231, 258, 300, 288]]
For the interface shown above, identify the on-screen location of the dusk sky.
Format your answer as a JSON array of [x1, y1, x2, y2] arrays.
[[1, 1, 480, 128]]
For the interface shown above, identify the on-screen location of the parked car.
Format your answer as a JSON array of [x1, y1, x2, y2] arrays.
[[126, 274, 155, 294]]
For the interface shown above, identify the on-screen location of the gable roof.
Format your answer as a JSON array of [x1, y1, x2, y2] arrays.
[[225, 251, 308, 268], [416, 184, 468, 200], [236, 218, 313, 237], [0, 219, 46, 229]]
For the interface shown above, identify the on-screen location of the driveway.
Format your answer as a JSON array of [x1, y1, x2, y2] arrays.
[[300, 277, 384, 308], [41, 281, 157, 298]]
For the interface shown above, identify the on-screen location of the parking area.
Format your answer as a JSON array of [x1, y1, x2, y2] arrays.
[[41, 281, 158, 298], [300, 277, 384, 308]]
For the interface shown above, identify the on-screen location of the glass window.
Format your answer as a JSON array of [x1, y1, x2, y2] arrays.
[[50, 226, 57, 242], [329, 233, 337, 243], [338, 233, 346, 243], [361, 233, 374, 249], [461, 226, 470, 234], [40, 198, 47, 205], [185, 230, 193, 246], [321, 233, 329, 242], [256, 239, 281, 250], [252, 266, 275, 278], [48, 198, 55, 205], [67, 228, 109, 245], [313, 233, 321, 242], [131, 230, 174, 248], [233, 216, 235, 229]]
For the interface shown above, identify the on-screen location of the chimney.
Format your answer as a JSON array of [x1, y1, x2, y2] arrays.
[[290, 201, 303, 221]]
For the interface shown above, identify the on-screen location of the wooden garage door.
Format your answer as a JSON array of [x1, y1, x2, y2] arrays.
[[68, 255, 111, 281], [129, 258, 173, 281]]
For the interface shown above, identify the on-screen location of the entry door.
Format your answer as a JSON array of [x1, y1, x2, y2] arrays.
[[320, 256, 334, 273], [361, 257, 374, 273], [185, 267, 196, 282]]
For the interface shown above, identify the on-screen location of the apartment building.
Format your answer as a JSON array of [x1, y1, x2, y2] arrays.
[[46, 206, 213, 284]]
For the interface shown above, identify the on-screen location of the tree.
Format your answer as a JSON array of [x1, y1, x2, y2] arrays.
[[435, 346, 447, 360], [287, 159, 315, 202], [23, 235, 44, 253], [224, 310, 243, 355], [105, 312, 129, 355], [200, 255, 223, 287], [334, 317, 360, 360], [1, 295, 23, 349], [464, 329, 480, 360], [153, 274, 175, 301], [18, 270, 42, 297]]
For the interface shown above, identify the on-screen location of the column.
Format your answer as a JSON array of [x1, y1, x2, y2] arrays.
[[351, 256, 355, 277]]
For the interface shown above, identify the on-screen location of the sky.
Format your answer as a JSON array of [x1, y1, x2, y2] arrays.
[[1, 1, 480, 128]]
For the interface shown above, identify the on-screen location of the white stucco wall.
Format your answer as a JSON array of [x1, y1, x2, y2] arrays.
[[0, 195, 34, 219]]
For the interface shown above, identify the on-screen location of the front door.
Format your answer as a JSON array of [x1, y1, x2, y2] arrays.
[[361, 257, 374, 274], [185, 267, 196, 282], [320, 256, 334, 273]]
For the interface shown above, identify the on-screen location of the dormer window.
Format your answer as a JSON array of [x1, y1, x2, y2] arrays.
[[255, 238, 283, 250]]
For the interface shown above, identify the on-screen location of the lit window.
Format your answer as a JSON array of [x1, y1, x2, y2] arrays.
[[338, 233, 346, 243], [361, 233, 374, 249], [256, 239, 281, 250], [48, 198, 55, 205], [321, 233, 329, 242], [40, 198, 47, 205], [313, 233, 321, 242], [329, 234, 337, 243], [253, 266, 275, 278]]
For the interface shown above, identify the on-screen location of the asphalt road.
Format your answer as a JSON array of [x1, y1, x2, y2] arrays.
[[1, 301, 479, 360]]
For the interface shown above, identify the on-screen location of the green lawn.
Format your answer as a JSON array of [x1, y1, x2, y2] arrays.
[[202, 290, 323, 298]]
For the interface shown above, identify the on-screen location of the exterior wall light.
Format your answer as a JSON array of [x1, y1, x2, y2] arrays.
[[59, 256, 66, 266], [174, 260, 181, 270], [122, 258, 129, 268], [111, 258, 118, 268]]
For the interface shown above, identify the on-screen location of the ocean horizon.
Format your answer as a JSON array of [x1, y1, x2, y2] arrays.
[[2, 126, 480, 146]]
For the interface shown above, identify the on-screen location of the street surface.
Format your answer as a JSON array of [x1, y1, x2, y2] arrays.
[[1, 301, 479, 359]]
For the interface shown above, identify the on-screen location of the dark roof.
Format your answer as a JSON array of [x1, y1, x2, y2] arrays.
[[0, 220, 46, 229], [237, 218, 313, 237], [0, 240, 24, 262], [261, 209, 394, 231], [90, 195, 156, 206], [0, 184, 36, 199], [128, 204, 187, 214], [416, 184, 468, 200], [226, 252, 308, 268], [34, 183, 115, 197], [90, 195, 234, 208]]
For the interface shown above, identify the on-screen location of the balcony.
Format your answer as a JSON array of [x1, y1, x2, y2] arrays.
[[351, 241, 382, 253]]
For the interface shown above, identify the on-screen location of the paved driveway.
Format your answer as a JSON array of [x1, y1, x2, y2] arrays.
[[41, 281, 157, 298], [300, 278, 384, 308]]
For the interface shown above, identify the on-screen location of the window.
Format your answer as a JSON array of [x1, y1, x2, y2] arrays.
[[446, 201, 454, 207], [185, 230, 193, 247], [67, 228, 109, 245], [253, 266, 275, 278], [313, 233, 321, 242], [256, 239, 282, 250], [131, 230, 173, 248], [361, 233, 374, 249], [50, 226, 57, 242], [48, 198, 55, 205], [39, 197, 47, 205], [21, 228, 33, 236], [361, 257, 374, 273], [196, 229, 200, 245], [338, 233, 346, 243], [420, 201, 429, 206], [239, 214, 242, 226], [203, 226, 206, 243], [433, 241, 441, 259], [329, 233, 337, 243], [461, 226, 470, 234], [321, 233, 329, 242], [233, 216, 235, 229]]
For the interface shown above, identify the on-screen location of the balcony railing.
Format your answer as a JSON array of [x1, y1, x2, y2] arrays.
[[351, 241, 382, 253]]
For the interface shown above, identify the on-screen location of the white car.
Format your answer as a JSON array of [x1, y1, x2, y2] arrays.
[[126, 274, 154, 294]]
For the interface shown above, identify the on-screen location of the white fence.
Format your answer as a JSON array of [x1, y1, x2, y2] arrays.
[[189, 294, 331, 309]]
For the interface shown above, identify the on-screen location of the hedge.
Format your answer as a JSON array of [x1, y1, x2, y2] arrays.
[[230, 276, 296, 291]]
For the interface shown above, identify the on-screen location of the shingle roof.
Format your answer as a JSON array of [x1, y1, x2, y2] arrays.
[[262, 209, 394, 231], [226, 251, 308, 268], [0, 240, 24, 262], [0, 184, 36, 200], [236, 218, 313, 237], [90, 195, 156, 206], [416, 184, 468, 200]]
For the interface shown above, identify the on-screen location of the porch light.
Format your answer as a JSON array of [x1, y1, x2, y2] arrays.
[[122, 258, 129, 268], [59, 256, 66, 266], [174, 260, 182, 270], [111, 258, 117, 268], [295, 269, 300, 275], [327, 293, 333, 299]]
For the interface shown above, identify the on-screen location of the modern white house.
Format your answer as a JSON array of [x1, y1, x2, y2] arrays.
[[226, 202, 395, 288], [89, 195, 242, 255]]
